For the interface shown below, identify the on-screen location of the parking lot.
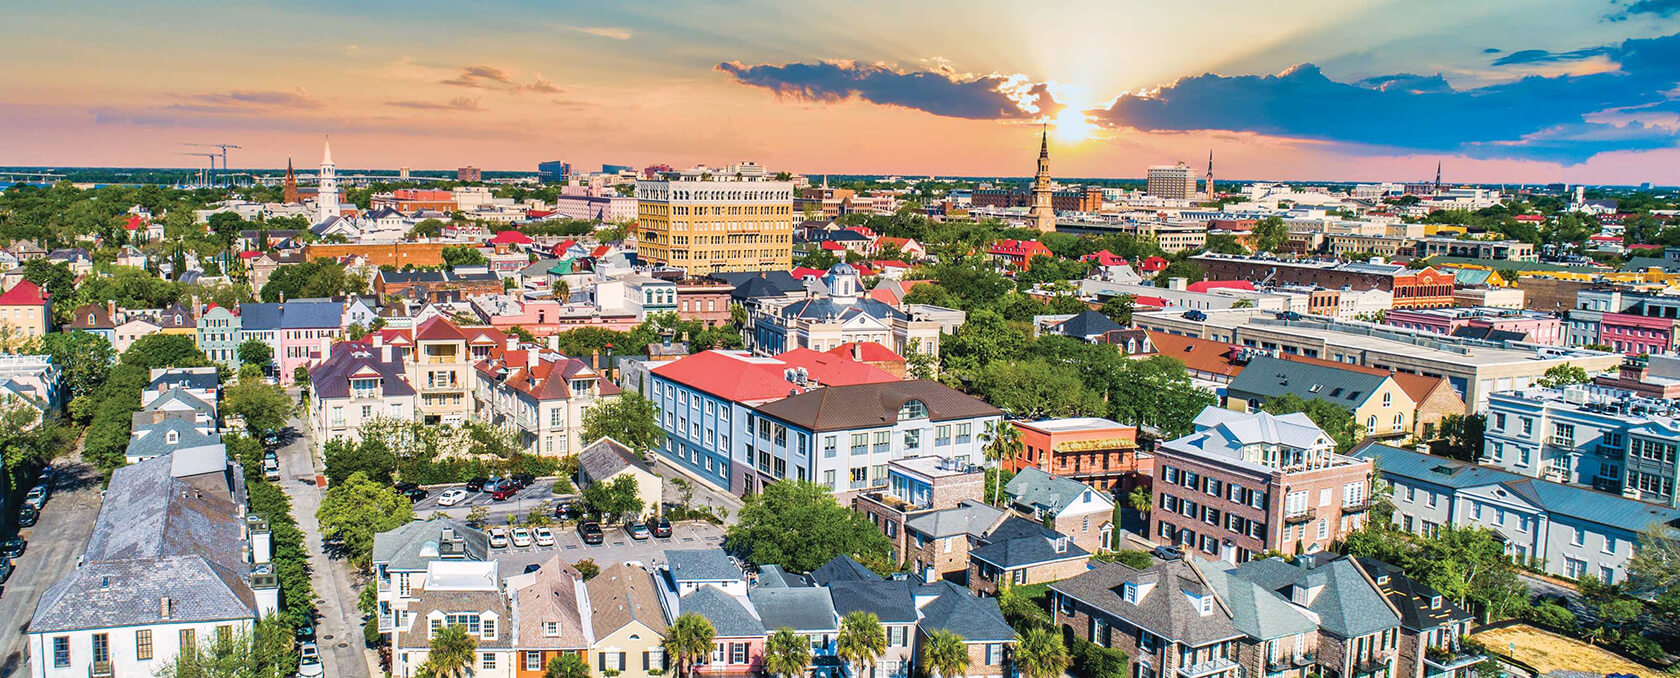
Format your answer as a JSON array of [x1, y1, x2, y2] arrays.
[[410, 478, 569, 523], [483, 520, 726, 575]]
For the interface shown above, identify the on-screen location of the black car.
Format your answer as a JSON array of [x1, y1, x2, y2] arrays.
[[466, 477, 490, 492], [553, 501, 581, 521], [17, 505, 37, 528], [524, 563, 543, 574], [0, 559, 11, 585], [577, 521, 604, 545], [400, 486, 428, 502], [0, 538, 23, 559], [650, 517, 673, 538], [510, 473, 536, 488]]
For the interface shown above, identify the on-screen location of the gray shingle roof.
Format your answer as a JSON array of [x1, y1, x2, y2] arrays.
[[82, 454, 247, 573], [754, 380, 1002, 433], [371, 519, 489, 571], [148, 368, 218, 393], [578, 438, 651, 482], [126, 419, 222, 460], [680, 585, 766, 637], [1231, 555, 1399, 639], [30, 555, 257, 633], [1226, 356, 1390, 410], [145, 388, 217, 417], [914, 582, 1014, 642], [667, 549, 743, 583], [1200, 567, 1317, 641], [827, 581, 918, 623], [750, 587, 839, 633], [1049, 561, 1243, 647], [905, 500, 1003, 539], [1355, 557, 1472, 632], [1005, 467, 1096, 517], [969, 516, 1089, 570], [1054, 310, 1122, 338], [309, 343, 415, 399], [810, 555, 881, 585]]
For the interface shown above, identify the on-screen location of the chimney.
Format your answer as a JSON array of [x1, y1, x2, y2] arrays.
[[1168, 277, 1188, 291], [160, 596, 174, 620], [380, 343, 392, 363], [851, 343, 862, 361], [107, 300, 116, 321]]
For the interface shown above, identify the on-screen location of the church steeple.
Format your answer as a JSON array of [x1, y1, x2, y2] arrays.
[[1029, 123, 1055, 232], [1204, 150, 1215, 201], [316, 137, 340, 223], [283, 157, 298, 204]]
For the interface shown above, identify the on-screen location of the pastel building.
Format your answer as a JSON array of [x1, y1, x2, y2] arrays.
[[1385, 307, 1564, 346], [196, 305, 242, 369]]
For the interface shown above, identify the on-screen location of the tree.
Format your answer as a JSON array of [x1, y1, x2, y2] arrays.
[[152, 616, 297, 678], [1628, 523, 1680, 619], [582, 393, 664, 453], [725, 480, 893, 572], [410, 218, 447, 238], [1127, 486, 1152, 519], [923, 630, 970, 678], [1013, 627, 1070, 678], [1431, 414, 1485, 461], [422, 624, 478, 678], [998, 584, 1051, 630], [546, 653, 591, 678], [441, 245, 487, 269], [40, 331, 114, 421], [1152, 260, 1205, 288], [582, 474, 644, 521], [224, 380, 292, 436], [1251, 216, 1289, 253], [980, 421, 1021, 506], [836, 612, 887, 678], [906, 339, 939, 380], [764, 628, 814, 678], [1538, 363, 1590, 388], [972, 359, 1105, 419], [122, 333, 210, 370], [1099, 295, 1134, 326], [316, 471, 414, 570], [1203, 233, 1248, 255], [238, 339, 274, 369], [664, 613, 717, 678], [1409, 525, 1529, 621], [1262, 393, 1365, 453]]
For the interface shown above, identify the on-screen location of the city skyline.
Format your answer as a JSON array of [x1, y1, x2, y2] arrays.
[[4, 0, 1680, 184]]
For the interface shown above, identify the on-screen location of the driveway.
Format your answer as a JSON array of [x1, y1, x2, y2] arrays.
[[485, 520, 726, 575], [276, 423, 372, 678], [0, 460, 103, 678]]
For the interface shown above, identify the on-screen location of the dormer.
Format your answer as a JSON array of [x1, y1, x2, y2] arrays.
[[1053, 536, 1069, 554], [1289, 582, 1324, 606], [1431, 595, 1442, 609], [165, 430, 179, 445], [1182, 587, 1214, 616]]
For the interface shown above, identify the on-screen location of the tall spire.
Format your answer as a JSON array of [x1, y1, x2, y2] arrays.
[[322, 136, 334, 167], [1030, 124, 1055, 233], [283, 157, 299, 204], [1205, 150, 1215, 202], [1435, 161, 1442, 191], [1039, 122, 1049, 157]]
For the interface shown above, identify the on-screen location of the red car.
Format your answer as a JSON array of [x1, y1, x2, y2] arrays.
[[490, 482, 518, 501]]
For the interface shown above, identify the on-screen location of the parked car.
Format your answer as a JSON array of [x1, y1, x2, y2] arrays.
[[399, 485, 428, 502], [553, 501, 581, 521], [524, 563, 542, 574], [488, 528, 511, 549], [533, 526, 555, 547], [510, 473, 536, 488], [625, 521, 651, 541], [466, 477, 490, 492], [0, 558, 11, 585], [650, 517, 673, 538], [1152, 545, 1184, 561], [1, 538, 24, 559], [23, 484, 49, 510], [17, 505, 37, 528], [577, 521, 604, 545], [297, 642, 323, 678], [490, 483, 518, 501], [437, 489, 469, 506], [511, 527, 534, 548]]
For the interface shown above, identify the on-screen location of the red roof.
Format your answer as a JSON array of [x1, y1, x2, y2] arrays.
[[124, 215, 146, 231], [526, 210, 555, 218], [415, 316, 470, 342], [826, 342, 904, 363], [0, 280, 49, 305], [1082, 250, 1128, 267], [791, 267, 827, 279], [238, 251, 263, 260], [550, 239, 579, 256], [821, 241, 845, 251], [373, 328, 413, 345], [873, 260, 910, 269], [1513, 214, 1545, 222], [489, 231, 533, 245], [591, 245, 612, 257], [987, 239, 1053, 258], [1187, 280, 1255, 293], [1630, 243, 1663, 250], [847, 226, 877, 239], [650, 349, 897, 404], [876, 236, 916, 249], [1133, 296, 1168, 307], [1139, 256, 1169, 272]]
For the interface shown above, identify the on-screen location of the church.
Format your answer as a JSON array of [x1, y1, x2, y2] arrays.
[[749, 263, 945, 359]]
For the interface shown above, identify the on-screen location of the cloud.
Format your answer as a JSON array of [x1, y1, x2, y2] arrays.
[[1609, 0, 1680, 20], [1086, 31, 1680, 164], [385, 96, 485, 111], [572, 26, 632, 40], [517, 73, 562, 94], [716, 60, 1058, 120], [169, 88, 321, 110], [442, 65, 513, 88]]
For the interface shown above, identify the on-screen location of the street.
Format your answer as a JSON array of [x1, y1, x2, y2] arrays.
[[275, 421, 373, 678], [0, 460, 102, 678]]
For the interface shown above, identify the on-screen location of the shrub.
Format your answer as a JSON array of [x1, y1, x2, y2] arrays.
[[574, 558, 600, 581], [1524, 600, 1579, 633], [1620, 633, 1666, 663], [1091, 550, 1153, 569], [1068, 637, 1128, 678]]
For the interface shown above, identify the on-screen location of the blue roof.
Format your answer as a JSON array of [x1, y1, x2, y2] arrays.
[[279, 301, 343, 329], [1353, 444, 1680, 533], [239, 303, 281, 330]]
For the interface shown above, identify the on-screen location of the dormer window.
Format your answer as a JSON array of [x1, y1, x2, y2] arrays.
[[1201, 597, 1212, 615], [1431, 595, 1442, 609], [898, 400, 928, 420], [1054, 537, 1069, 553], [166, 430, 179, 444], [1122, 582, 1138, 604]]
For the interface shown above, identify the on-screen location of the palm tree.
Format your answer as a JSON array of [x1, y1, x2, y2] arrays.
[[837, 611, 887, 678], [764, 627, 814, 678], [922, 630, 970, 678], [1012, 627, 1069, 678], [664, 613, 716, 678], [422, 624, 478, 678], [547, 652, 591, 678], [981, 420, 1021, 506]]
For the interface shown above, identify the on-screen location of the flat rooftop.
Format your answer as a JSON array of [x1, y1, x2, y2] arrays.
[[892, 455, 980, 479], [1017, 417, 1130, 434]]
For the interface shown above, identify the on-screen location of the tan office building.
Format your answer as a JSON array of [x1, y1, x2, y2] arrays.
[[637, 169, 795, 273]]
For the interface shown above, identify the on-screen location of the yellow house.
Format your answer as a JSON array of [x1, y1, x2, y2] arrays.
[[0, 280, 52, 351], [1223, 355, 1418, 439], [586, 563, 669, 678]]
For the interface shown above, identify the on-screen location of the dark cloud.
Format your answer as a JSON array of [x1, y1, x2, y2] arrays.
[[385, 96, 484, 111], [1086, 32, 1680, 164], [442, 65, 513, 88], [1483, 48, 1503, 54], [170, 89, 321, 110], [716, 61, 1058, 120], [1609, 0, 1680, 20], [1492, 46, 1612, 66]]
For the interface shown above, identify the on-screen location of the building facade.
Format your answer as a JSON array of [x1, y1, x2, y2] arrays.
[[636, 170, 795, 273]]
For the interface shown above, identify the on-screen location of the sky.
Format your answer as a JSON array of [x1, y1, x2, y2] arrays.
[[4, 0, 1680, 184]]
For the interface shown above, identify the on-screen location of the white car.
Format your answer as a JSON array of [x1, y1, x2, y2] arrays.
[[437, 489, 469, 506], [297, 642, 323, 677], [488, 528, 510, 549], [533, 526, 555, 547], [511, 527, 534, 548]]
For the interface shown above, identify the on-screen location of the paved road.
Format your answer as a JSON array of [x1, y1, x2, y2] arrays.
[[0, 461, 103, 678], [275, 424, 372, 678], [485, 521, 726, 574]]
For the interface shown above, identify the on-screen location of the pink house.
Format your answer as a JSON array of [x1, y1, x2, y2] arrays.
[[1602, 312, 1674, 356], [1385, 307, 1564, 346]]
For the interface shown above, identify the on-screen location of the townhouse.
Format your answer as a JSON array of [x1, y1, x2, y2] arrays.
[[195, 304, 242, 369], [1232, 555, 1402, 678], [750, 263, 946, 359], [1051, 559, 1248, 678], [851, 456, 989, 570], [825, 580, 921, 678], [509, 556, 594, 676], [586, 564, 669, 678], [966, 516, 1091, 595], [1002, 466, 1117, 551], [411, 317, 477, 425], [240, 301, 343, 383], [0, 353, 63, 428], [1354, 443, 1680, 584], [1356, 558, 1483, 678], [65, 303, 117, 344], [473, 344, 619, 456], [389, 560, 517, 678], [1007, 417, 1153, 494], [0, 280, 51, 346], [1153, 408, 1373, 563], [1225, 356, 1415, 440], [911, 581, 1016, 678]]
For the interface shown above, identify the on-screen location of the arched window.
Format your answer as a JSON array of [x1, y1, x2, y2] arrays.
[[899, 400, 928, 420]]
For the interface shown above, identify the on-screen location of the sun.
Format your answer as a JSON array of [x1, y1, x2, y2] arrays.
[[1051, 107, 1096, 143]]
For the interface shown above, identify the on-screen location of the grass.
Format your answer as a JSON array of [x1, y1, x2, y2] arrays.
[[1473, 624, 1650, 676]]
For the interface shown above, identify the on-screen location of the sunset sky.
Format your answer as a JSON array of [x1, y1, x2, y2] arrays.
[[5, 0, 1680, 183]]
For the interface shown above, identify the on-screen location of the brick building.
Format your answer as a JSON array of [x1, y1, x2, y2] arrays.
[[971, 186, 1103, 212], [1191, 255, 1456, 309], [1008, 417, 1152, 493]]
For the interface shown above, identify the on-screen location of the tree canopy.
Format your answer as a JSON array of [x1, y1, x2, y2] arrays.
[[316, 471, 414, 571], [725, 480, 893, 573]]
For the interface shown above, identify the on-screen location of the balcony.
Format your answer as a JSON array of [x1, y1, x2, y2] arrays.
[[1423, 646, 1487, 675], [1176, 657, 1239, 678], [90, 661, 113, 678], [378, 612, 396, 632], [1341, 499, 1372, 513], [1283, 508, 1317, 525], [1267, 652, 1315, 674], [1546, 436, 1577, 448], [1352, 654, 1393, 676]]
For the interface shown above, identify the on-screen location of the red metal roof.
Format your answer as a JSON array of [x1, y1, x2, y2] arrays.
[[1187, 280, 1255, 293], [415, 316, 470, 342], [987, 239, 1052, 257], [649, 349, 897, 403], [1139, 256, 1169, 272], [0, 280, 49, 305], [489, 230, 533, 245], [826, 342, 904, 363]]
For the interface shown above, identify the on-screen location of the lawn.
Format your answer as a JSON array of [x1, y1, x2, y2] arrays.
[[1473, 624, 1650, 676]]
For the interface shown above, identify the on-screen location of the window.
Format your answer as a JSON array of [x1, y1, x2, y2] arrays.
[[544, 621, 560, 637], [53, 637, 69, 668], [136, 629, 152, 660], [731, 643, 749, 665], [935, 425, 951, 445], [824, 436, 837, 458], [92, 633, 109, 664], [873, 431, 890, 453], [850, 468, 867, 486], [905, 429, 921, 449], [956, 422, 972, 442], [899, 400, 928, 419], [850, 433, 868, 455], [526, 652, 544, 671], [1572, 526, 1584, 546], [180, 629, 196, 653], [483, 652, 497, 670]]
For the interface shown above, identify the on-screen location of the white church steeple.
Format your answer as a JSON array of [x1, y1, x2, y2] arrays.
[[316, 137, 340, 223]]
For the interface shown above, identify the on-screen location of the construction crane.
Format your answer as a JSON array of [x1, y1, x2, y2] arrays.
[[178, 152, 220, 188], [180, 142, 242, 186]]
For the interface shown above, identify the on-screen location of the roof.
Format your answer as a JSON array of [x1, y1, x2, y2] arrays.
[[1355, 557, 1473, 632], [126, 419, 222, 461], [826, 342, 904, 363], [987, 239, 1052, 257], [578, 437, 653, 481], [680, 585, 766, 637], [905, 500, 1005, 539], [588, 564, 668, 636], [710, 271, 806, 298], [914, 581, 1017, 642], [667, 549, 743, 583], [1351, 444, 1680, 533], [0, 280, 48, 305], [370, 519, 489, 571], [1005, 467, 1108, 517], [779, 296, 907, 323], [826, 580, 919, 623], [148, 368, 218, 394], [1050, 561, 1241, 646], [1199, 567, 1318, 641], [969, 516, 1090, 569], [1053, 310, 1122, 338], [1187, 280, 1255, 293], [237, 301, 341, 330], [416, 316, 471, 342], [1226, 355, 1393, 410], [809, 555, 881, 585], [81, 453, 246, 573], [1231, 555, 1400, 638], [511, 557, 591, 649], [750, 586, 839, 632], [1450, 326, 1527, 343], [67, 303, 116, 330], [650, 349, 897, 404], [309, 342, 415, 399], [30, 555, 257, 633], [1275, 353, 1458, 406], [754, 380, 1002, 432], [1145, 331, 1245, 378], [489, 230, 534, 245]]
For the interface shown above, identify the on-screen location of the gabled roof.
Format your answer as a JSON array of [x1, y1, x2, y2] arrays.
[[905, 499, 1004, 539], [79, 453, 247, 576], [826, 342, 904, 363], [826, 580, 918, 623], [1199, 567, 1317, 641], [1231, 555, 1400, 639], [681, 585, 765, 637], [309, 342, 415, 399], [1144, 331, 1245, 378], [1227, 355, 1393, 410], [1276, 354, 1459, 407], [1050, 561, 1241, 646], [810, 555, 881, 585], [915, 581, 1015, 642], [30, 555, 257, 633], [371, 519, 489, 571], [511, 557, 592, 649], [667, 549, 743, 583], [970, 516, 1089, 569], [754, 380, 1003, 433], [588, 564, 668, 636], [578, 437, 652, 480], [650, 349, 896, 404], [1355, 557, 1472, 632], [68, 304, 116, 330], [415, 316, 470, 342], [0, 279, 48, 305], [1005, 467, 1110, 517], [1053, 310, 1121, 338], [127, 419, 222, 461], [750, 586, 839, 633]]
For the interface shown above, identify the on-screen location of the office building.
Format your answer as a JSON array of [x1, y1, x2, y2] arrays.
[[458, 166, 482, 182], [537, 161, 572, 183], [636, 169, 795, 273], [1147, 163, 1195, 200]]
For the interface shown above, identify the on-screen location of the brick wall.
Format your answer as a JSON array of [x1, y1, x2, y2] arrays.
[[966, 557, 1090, 596]]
